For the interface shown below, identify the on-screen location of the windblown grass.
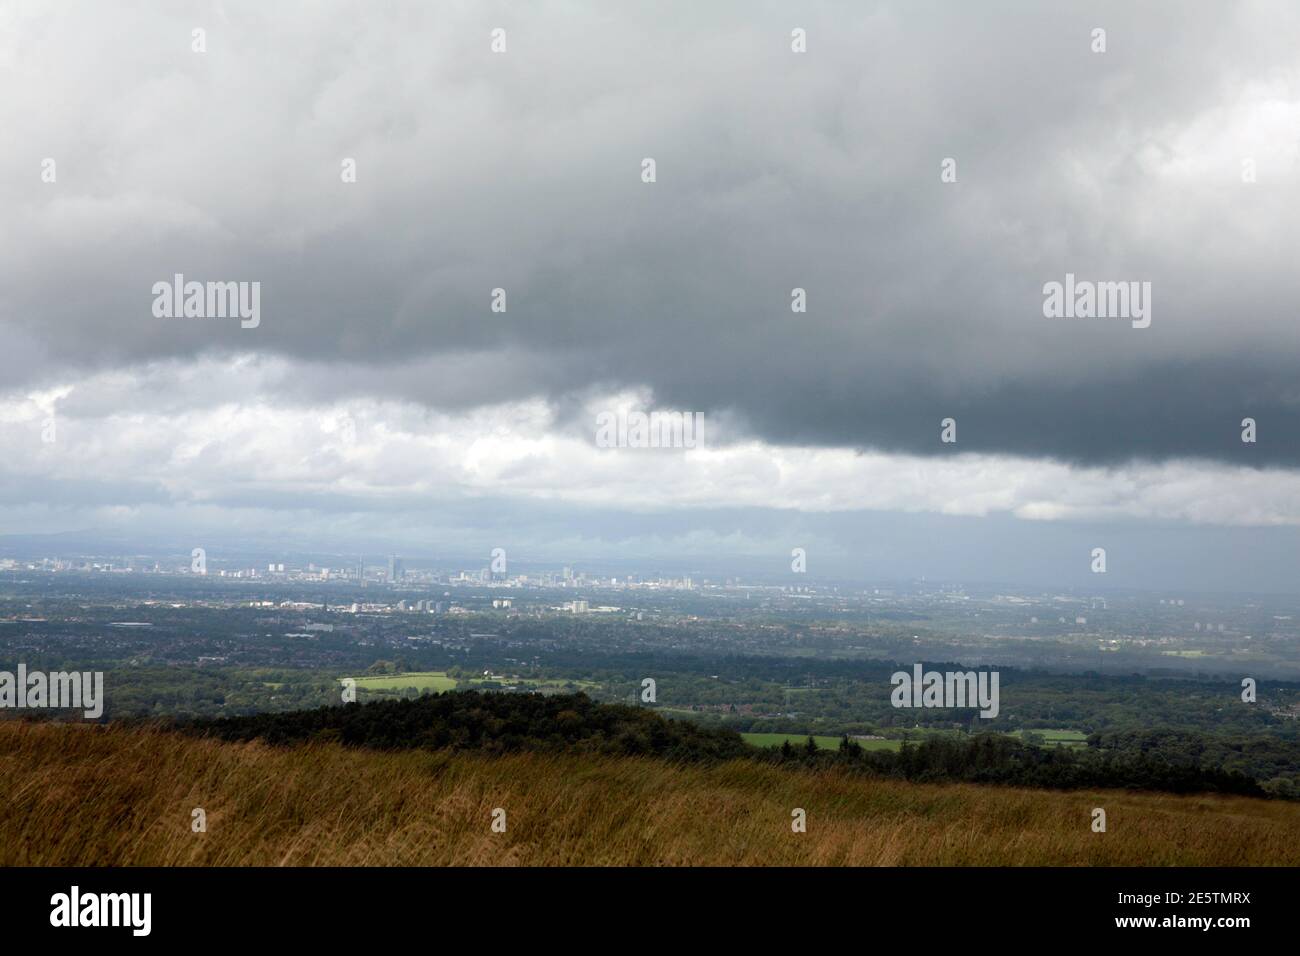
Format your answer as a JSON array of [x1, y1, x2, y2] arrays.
[[2, 721, 1297, 866]]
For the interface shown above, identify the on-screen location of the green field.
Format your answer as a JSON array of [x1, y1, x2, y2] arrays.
[[348, 671, 459, 693], [741, 733, 902, 752], [347, 672, 601, 695], [501, 678, 602, 692], [1013, 728, 1088, 748]]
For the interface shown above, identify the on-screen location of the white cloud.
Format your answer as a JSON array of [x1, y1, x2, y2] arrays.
[[3, 355, 1298, 528]]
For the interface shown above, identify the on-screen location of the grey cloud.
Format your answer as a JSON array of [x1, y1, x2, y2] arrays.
[[2, 1, 1299, 464]]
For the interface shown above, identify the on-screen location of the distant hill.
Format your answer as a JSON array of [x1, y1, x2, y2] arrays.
[[3, 720, 1299, 866]]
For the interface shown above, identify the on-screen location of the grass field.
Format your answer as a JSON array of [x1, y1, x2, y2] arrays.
[[742, 733, 902, 752], [1012, 729, 1088, 748], [346, 672, 600, 695], [504, 678, 602, 693], [4, 720, 1296, 866], [347, 671, 458, 693]]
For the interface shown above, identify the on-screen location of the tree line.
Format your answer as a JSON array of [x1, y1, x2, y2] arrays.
[[177, 691, 1283, 799]]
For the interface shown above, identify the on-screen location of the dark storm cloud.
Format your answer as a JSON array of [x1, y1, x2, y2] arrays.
[[3, 0, 1299, 464]]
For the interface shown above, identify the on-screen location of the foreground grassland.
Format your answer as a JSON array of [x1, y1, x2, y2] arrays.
[[3, 721, 1299, 866]]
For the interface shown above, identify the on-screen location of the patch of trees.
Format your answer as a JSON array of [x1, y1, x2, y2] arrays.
[[1089, 729, 1300, 798], [182, 691, 752, 762], [764, 733, 1271, 798]]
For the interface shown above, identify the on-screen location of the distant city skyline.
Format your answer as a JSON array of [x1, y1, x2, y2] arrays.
[[3, 520, 1299, 596]]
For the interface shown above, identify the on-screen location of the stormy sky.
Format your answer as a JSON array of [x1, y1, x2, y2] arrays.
[[2, 1, 1299, 591]]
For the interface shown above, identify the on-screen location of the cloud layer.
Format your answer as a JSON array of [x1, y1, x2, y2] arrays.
[[4, 2, 1300, 463], [2, 2, 1299, 587]]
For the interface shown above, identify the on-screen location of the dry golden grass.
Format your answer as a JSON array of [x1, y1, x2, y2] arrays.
[[2, 720, 1298, 865]]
